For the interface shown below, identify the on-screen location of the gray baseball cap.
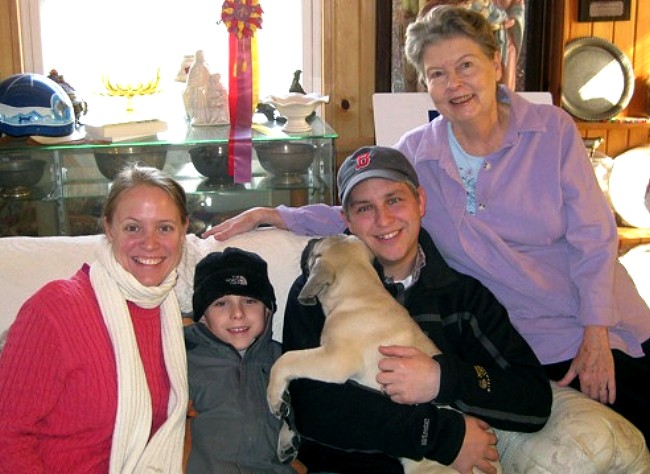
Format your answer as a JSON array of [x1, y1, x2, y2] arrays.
[[337, 146, 419, 206]]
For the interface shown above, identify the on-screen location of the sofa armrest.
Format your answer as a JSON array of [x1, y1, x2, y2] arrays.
[[496, 382, 650, 473]]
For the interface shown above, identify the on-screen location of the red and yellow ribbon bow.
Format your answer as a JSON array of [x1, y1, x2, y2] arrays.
[[221, 0, 262, 183]]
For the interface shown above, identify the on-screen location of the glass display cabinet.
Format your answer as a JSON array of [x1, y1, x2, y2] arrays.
[[0, 117, 337, 237]]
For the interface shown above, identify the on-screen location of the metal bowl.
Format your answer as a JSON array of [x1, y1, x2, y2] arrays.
[[93, 146, 166, 180], [255, 142, 317, 185], [0, 159, 47, 198], [189, 144, 233, 185]]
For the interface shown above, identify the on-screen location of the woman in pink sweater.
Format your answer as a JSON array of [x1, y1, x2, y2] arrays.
[[0, 165, 190, 473]]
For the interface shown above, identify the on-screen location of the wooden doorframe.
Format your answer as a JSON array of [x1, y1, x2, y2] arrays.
[[0, 0, 23, 78], [375, 0, 392, 93]]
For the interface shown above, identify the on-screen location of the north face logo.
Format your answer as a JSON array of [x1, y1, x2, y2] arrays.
[[226, 275, 248, 286]]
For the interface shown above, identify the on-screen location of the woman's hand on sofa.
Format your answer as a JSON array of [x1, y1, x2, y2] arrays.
[[202, 207, 285, 240], [556, 325, 616, 404]]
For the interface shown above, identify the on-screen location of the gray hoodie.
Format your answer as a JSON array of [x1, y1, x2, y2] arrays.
[[184, 317, 296, 474]]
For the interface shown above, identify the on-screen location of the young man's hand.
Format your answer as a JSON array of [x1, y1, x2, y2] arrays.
[[450, 415, 499, 474], [376, 345, 440, 404], [201, 207, 284, 240]]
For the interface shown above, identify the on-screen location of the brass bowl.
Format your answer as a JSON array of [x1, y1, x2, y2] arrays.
[[93, 146, 166, 180], [189, 144, 233, 185], [255, 142, 317, 185], [0, 159, 47, 198]]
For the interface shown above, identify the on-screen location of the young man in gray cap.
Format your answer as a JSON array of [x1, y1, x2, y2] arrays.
[[282, 146, 552, 473], [184, 247, 298, 473]]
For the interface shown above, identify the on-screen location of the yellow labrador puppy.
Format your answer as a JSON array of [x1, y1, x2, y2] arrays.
[[267, 234, 496, 474]]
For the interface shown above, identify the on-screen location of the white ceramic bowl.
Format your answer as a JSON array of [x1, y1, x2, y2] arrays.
[[263, 93, 329, 133]]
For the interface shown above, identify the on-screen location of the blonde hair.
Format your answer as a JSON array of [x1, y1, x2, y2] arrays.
[[103, 164, 189, 225]]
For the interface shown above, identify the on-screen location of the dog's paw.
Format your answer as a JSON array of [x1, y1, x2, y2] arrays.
[[277, 390, 292, 418], [277, 419, 300, 463]]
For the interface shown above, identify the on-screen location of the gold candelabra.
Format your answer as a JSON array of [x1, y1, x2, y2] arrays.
[[101, 68, 161, 112]]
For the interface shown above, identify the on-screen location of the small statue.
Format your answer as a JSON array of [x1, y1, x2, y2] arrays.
[[288, 69, 316, 121], [256, 103, 277, 122], [48, 69, 87, 125], [255, 103, 286, 124], [183, 50, 210, 123], [289, 70, 306, 94], [183, 50, 229, 126], [205, 73, 230, 125]]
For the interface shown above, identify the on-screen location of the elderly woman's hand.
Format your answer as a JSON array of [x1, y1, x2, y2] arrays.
[[557, 325, 616, 404]]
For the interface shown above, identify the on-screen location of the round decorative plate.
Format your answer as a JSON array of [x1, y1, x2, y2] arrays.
[[608, 146, 650, 228], [561, 37, 634, 121], [619, 244, 650, 303]]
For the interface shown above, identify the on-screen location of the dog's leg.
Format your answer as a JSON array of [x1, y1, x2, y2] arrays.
[[267, 347, 362, 416], [401, 457, 502, 474], [401, 458, 457, 473]]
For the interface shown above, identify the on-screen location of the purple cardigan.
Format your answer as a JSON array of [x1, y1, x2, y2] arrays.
[[278, 86, 650, 364]]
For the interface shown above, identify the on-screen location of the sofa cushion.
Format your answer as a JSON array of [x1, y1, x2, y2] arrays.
[[177, 228, 312, 339], [0, 234, 103, 335], [0, 228, 312, 339]]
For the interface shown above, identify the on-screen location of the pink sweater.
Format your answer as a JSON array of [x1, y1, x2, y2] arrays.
[[0, 266, 170, 473]]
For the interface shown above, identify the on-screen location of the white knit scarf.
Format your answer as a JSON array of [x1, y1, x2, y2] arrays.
[[89, 239, 188, 473]]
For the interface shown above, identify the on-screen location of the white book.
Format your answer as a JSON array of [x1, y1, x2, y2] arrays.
[[83, 118, 167, 141]]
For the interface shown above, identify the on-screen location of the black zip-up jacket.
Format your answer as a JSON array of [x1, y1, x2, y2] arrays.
[[282, 229, 552, 473]]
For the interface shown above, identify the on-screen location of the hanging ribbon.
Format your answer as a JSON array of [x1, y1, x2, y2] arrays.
[[221, 0, 263, 183]]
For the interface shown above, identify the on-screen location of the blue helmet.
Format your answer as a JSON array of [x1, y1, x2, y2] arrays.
[[0, 73, 75, 137]]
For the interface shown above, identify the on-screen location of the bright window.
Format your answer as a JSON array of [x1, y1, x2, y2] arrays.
[[20, 0, 319, 119]]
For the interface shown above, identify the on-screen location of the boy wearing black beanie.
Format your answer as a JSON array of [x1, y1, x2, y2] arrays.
[[184, 247, 298, 473]]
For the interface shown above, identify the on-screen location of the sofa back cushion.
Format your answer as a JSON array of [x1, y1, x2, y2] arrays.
[[0, 229, 312, 340]]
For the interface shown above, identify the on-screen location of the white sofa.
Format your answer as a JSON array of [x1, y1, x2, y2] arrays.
[[1, 228, 649, 473]]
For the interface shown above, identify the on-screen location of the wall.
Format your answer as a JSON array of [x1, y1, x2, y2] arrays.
[[0, 1, 376, 170], [323, 0, 650, 162], [321, 0, 377, 167], [323, 0, 650, 163], [550, 0, 650, 158], [3, 1, 649, 162], [0, 0, 21, 78]]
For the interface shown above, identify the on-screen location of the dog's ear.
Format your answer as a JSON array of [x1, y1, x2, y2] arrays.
[[300, 238, 322, 277], [298, 258, 334, 306]]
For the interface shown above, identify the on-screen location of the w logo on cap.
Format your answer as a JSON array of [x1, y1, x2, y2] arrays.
[[355, 151, 371, 170]]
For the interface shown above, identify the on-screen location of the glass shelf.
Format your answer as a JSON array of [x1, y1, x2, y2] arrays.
[[0, 117, 337, 237], [0, 116, 338, 152]]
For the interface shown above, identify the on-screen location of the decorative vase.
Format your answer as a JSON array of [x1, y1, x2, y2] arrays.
[[262, 93, 329, 133], [175, 54, 195, 83]]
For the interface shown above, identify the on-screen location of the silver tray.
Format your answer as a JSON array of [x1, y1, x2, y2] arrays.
[[609, 146, 650, 228], [561, 37, 634, 121]]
